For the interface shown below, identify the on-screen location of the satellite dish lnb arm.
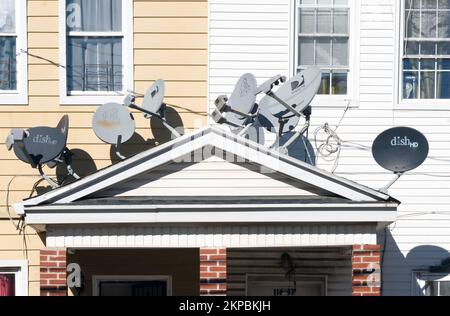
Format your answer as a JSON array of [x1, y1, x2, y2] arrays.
[[266, 91, 305, 119]]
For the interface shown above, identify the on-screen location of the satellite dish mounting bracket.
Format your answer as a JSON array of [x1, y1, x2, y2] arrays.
[[380, 172, 404, 194]]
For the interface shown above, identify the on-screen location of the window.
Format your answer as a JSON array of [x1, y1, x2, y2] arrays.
[[414, 272, 450, 296], [0, 261, 28, 296], [60, 0, 133, 104], [92, 276, 172, 296], [295, 0, 350, 96], [0, 0, 28, 104], [402, 0, 450, 100]]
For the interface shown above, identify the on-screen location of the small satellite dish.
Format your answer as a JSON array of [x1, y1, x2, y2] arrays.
[[141, 79, 166, 118], [278, 132, 316, 166], [211, 73, 258, 131], [373, 127, 429, 173], [92, 103, 136, 146], [5, 115, 80, 188], [258, 67, 321, 134]]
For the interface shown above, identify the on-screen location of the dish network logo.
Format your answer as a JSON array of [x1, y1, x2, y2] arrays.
[[391, 136, 419, 149]]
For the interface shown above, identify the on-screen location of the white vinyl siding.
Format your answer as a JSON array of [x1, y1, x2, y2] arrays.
[[0, 0, 27, 104], [208, 0, 450, 296]]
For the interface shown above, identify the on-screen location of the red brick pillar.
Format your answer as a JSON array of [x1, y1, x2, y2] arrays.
[[200, 248, 227, 296], [352, 245, 381, 296], [40, 249, 67, 296]]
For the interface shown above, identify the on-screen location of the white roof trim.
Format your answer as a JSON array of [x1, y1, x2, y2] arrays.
[[16, 127, 394, 215]]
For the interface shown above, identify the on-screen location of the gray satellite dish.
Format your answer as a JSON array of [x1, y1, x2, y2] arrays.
[[6, 115, 80, 188], [141, 79, 166, 118], [92, 103, 136, 146], [373, 127, 429, 173], [373, 127, 429, 192], [277, 132, 316, 166], [258, 67, 321, 134], [211, 73, 258, 131]]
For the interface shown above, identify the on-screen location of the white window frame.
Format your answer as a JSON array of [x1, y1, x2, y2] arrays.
[[0, 0, 28, 105], [59, 0, 134, 105], [0, 260, 29, 296], [291, 0, 360, 108], [397, 0, 450, 109], [413, 271, 450, 296], [92, 275, 172, 296]]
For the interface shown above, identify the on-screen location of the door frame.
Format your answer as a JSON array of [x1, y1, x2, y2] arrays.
[[92, 275, 172, 296], [245, 274, 328, 296]]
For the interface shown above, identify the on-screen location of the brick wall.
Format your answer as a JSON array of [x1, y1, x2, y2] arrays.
[[352, 245, 381, 296], [200, 248, 227, 296], [40, 249, 67, 296]]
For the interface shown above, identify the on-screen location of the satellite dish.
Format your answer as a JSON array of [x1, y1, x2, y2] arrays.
[[278, 132, 316, 166], [373, 127, 429, 173], [92, 103, 136, 146], [373, 127, 429, 193], [211, 73, 258, 131], [5, 115, 80, 188], [258, 67, 321, 135], [239, 119, 265, 145], [141, 79, 166, 118]]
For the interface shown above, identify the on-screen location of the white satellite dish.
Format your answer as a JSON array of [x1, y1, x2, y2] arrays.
[[92, 103, 136, 160]]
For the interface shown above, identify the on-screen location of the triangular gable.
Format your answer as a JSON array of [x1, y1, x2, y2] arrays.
[[89, 156, 332, 199], [14, 127, 392, 214]]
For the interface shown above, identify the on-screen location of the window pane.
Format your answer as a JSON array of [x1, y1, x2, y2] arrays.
[[437, 72, 450, 98], [406, 11, 421, 38], [333, 9, 348, 34], [438, 11, 450, 38], [438, 42, 450, 55], [404, 58, 419, 70], [66, 0, 122, 32], [317, 9, 332, 34], [67, 37, 123, 92], [0, 0, 15, 33], [0, 36, 16, 90], [300, 9, 315, 34], [299, 38, 314, 65], [422, 0, 437, 9], [403, 72, 419, 99], [0, 274, 15, 296], [421, 42, 437, 55], [440, 282, 450, 296], [422, 11, 437, 38], [439, 0, 450, 9], [332, 72, 347, 94], [318, 72, 331, 95], [420, 72, 436, 98], [405, 41, 420, 55], [421, 58, 436, 70], [406, 0, 421, 9], [316, 39, 331, 66], [332, 38, 348, 66]]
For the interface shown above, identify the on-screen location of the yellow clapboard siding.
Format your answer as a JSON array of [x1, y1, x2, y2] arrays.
[[135, 49, 207, 65], [28, 16, 59, 32], [134, 17, 207, 33], [0, 176, 43, 191], [0, 96, 207, 112], [0, 249, 41, 264], [134, 2, 207, 18], [0, 112, 207, 128], [0, 222, 40, 236], [135, 65, 207, 81], [27, 48, 59, 65], [29, 282, 41, 296], [134, 34, 207, 49], [28, 32, 59, 49], [29, 65, 59, 80], [28, 1, 59, 17], [29, 80, 59, 96], [0, 235, 45, 250]]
